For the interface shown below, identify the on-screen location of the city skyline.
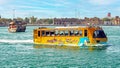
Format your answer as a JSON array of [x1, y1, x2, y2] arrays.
[[0, 0, 120, 18]]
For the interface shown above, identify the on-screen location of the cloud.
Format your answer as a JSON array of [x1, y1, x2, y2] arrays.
[[0, 0, 12, 5], [0, 0, 119, 18], [36, 0, 71, 7], [89, 0, 118, 5], [0, 0, 6, 4], [114, 7, 120, 12]]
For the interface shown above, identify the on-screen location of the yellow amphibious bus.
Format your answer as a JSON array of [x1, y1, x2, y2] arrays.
[[33, 26, 110, 49]]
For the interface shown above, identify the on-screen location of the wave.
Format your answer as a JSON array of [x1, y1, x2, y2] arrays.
[[108, 36, 120, 38], [0, 39, 33, 44], [107, 46, 120, 53]]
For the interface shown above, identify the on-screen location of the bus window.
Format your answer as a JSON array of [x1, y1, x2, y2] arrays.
[[70, 30, 74, 36], [50, 31, 55, 36], [79, 30, 82, 36], [42, 31, 45, 36], [60, 31, 64, 36], [74, 30, 79, 36], [84, 30, 87, 37], [65, 31, 69, 36], [55, 30, 59, 36], [38, 31, 40, 37], [93, 30, 106, 38], [46, 31, 50, 36]]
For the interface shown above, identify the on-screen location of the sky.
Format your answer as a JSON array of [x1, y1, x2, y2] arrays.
[[0, 0, 120, 18]]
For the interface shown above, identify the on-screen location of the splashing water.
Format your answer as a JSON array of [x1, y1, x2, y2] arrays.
[[0, 39, 33, 44]]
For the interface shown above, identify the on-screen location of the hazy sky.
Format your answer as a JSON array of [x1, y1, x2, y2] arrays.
[[0, 0, 120, 18]]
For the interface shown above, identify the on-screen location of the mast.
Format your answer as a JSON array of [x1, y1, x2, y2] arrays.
[[13, 9, 15, 20]]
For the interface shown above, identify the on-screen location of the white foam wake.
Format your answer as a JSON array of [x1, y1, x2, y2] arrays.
[[0, 39, 33, 44]]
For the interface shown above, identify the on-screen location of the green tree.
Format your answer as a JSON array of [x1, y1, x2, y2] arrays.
[[24, 17, 29, 23], [42, 19, 53, 24], [16, 17, 23, 21], [48, 19, 53, 24], [30, 16, 37, 24], [102, 18, 110, 21]]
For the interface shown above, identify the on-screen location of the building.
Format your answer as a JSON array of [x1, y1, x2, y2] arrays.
[[81, 17, 103, 25], [53, 17, 103, 26], [103, 12, 113, 25], [54, 18, 81, 26], [112, 16, 120, 25]]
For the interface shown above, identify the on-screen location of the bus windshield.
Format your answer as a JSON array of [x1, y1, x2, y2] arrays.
[[93, 30, 106, 38]]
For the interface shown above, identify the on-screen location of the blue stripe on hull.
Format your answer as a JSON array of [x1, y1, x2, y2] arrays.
[[78, 37, 89, 46]]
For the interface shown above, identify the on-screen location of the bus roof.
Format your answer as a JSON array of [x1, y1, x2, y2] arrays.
[[35, 26, 102, 30]]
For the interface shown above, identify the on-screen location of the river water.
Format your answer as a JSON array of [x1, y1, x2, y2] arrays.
[[0, 26, 120, 68]]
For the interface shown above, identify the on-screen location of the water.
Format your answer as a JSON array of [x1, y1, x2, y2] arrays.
[[0, 26, 120, 68]]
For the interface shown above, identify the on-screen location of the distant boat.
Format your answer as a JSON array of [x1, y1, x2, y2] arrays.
[[8, 21, 27, 32], [0, 23, 6, 27]]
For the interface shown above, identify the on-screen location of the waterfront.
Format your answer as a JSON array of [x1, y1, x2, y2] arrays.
[[0, 26, 120, 67]]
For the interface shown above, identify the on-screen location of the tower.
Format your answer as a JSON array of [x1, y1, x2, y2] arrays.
[[107, 12, 111, 17]]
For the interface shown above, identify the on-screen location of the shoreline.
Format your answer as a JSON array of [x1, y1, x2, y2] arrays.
[[0, 24, 120, 27], [26, 24, 120, 26]]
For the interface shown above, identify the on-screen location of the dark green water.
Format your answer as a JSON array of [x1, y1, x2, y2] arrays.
[[0, 26, 120, 68]]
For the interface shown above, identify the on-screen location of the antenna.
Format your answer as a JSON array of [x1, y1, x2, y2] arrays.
[[75, 9, 77, 18], [75, 9, 80, 18], [13, 9, 15, 20], [78, 10, 80, 18]]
